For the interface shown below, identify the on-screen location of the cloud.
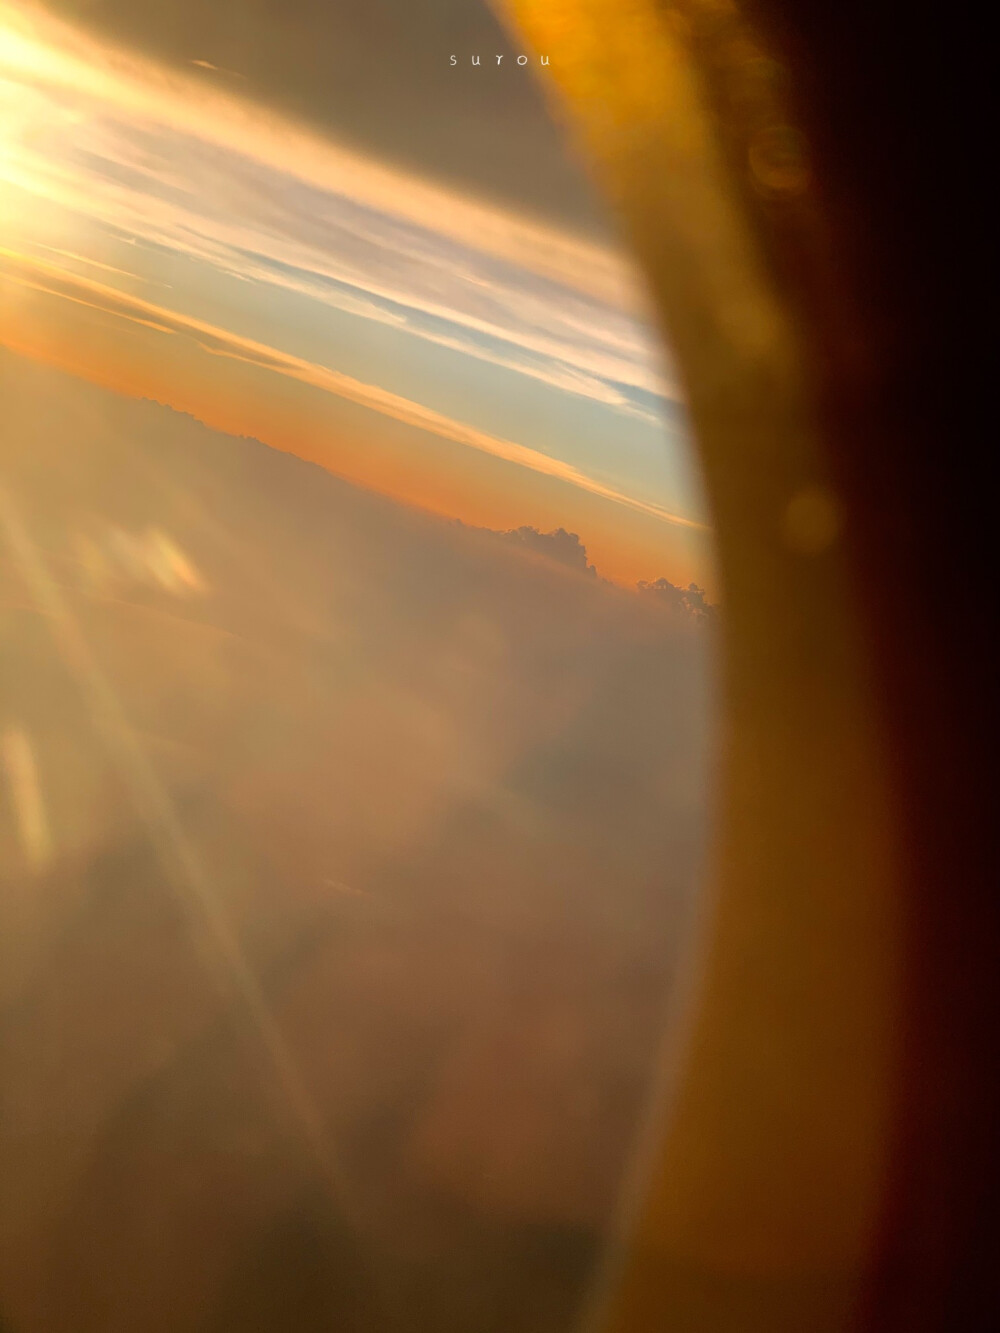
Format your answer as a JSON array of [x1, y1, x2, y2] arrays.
[[487, 526, 597, 577], [0, 0, 681, 425], [190, 57, 245, 79], [0, 353, 712, 1288], [29, 243, 168, 286], [0, 0, 638, 305], [0, 245, 708, 535], [638, 577, 716, 619], [485, 528, 718, 617]]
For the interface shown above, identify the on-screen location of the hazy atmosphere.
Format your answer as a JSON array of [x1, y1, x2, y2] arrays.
[[1, 3, 716, 1329]]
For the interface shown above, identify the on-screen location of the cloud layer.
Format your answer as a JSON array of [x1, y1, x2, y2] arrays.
[[0, 0, 710, 583], [0, 245, 707, 534], [0, 0, 675, 406]]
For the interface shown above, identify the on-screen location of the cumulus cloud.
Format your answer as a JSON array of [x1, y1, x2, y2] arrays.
[[481, 525, 718, 618], [489, 526, 597, 577], [638, 576, 717, 619]]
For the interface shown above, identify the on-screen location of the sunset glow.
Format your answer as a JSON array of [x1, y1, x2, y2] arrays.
[[0, 0, 710, 587]]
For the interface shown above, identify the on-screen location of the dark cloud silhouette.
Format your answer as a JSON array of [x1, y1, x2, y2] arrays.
[[638, 576, 717, 620], [490, 525, 597, 577], [476, 524, 718, 619]]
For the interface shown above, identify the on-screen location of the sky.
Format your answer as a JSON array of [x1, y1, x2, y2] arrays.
[[0, 0, 713, 588], [0, 10, 717, 1320]]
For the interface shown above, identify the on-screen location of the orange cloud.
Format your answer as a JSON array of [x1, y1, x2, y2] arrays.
[[0, 0, 639, 309], [0, 0, 712, 589], [0, 246, 707, 537]]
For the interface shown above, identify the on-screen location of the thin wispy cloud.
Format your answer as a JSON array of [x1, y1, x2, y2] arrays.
[[27, 241, 172, 287], [0, 246, 707, 533], [190, 58, 245, 79], [0, 0, 637, 303], [0, 0, 678, 411], [0, 0, 707, 545]]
